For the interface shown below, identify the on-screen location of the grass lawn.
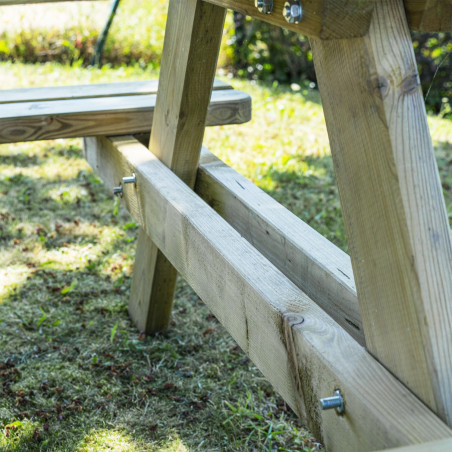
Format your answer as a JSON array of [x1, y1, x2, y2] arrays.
[[0, 61, 451, 451]]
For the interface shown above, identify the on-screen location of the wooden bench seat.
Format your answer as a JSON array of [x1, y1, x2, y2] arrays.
[[0, 79, 251, 144]]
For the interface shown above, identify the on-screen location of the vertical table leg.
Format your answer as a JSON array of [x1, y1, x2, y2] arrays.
[[311, 0, 452, 424], [128, 0, 226, 333]]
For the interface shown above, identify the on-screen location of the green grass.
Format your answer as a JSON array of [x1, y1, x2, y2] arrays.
[[0, 1, 234, 69], [0, 63, 328, 451], [0, 61, 451, 451]]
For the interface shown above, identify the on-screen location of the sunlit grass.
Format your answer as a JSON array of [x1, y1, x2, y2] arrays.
[[78, 428, 151, 452], [0, 265, 31, 300], [0, 60, 451, 451]]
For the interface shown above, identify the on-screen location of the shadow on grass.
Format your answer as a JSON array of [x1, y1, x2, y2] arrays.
[[0, 140, 314, 451], [258, 153, 348, 252]]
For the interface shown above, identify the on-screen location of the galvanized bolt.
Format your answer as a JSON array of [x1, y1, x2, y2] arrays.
[[122, 173, 136, 185], [320, 390, 345, 414], [283, 0, 303, 24], [255, 0, 273, 14], [113, 185, 123, 197]]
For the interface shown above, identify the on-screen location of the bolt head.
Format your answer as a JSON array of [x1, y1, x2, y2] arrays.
[[283, 1, 303, 24], [255, 0, 273, 14]]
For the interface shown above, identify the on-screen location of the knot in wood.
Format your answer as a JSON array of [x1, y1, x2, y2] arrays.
[[284, 313, 305, 328]]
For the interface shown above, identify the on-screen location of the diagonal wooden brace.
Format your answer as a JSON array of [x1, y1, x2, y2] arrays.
[[128, 0, 226, 333], [311, 0, 452, 425]]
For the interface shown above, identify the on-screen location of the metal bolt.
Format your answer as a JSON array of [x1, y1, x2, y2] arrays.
[[255, 0, 273, 14], [320, 390, 345, 414], [122, 173, 136, 185], [113, 185, 123, 197], [283, 0, 303, 24]]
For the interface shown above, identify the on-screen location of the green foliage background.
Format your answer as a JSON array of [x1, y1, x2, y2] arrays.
[[230, 14, 451, 118], [0, 2, 449, 116]]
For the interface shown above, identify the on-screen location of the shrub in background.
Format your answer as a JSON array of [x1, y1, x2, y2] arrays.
[[412, 32, 452, 118], [0, 4, 449, 118], [229, 15, 451, 118]]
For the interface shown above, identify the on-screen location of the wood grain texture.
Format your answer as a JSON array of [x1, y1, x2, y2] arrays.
[[133, 134, 362, 344], [128, 230, 178, 333], [134, 135, 362, 343], [0, 79, 230, 104], [84, 135, 452, 451], [311, 0, 452, 424], [127, 0, 226, 333], [203, 0, 374, 39], [0, 87, 250, 144], [404, 0, 452, 31], [380, 437, 452, 452], [194, 147, 363, 345]]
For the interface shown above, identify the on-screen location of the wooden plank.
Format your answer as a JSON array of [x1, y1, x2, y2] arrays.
[[0, 79, 231, 104], [0, 89, 250, 143], [195, 147, 363, 344], [404, 0, 452, 32], [84, 135, 452, 451], [127, 0, 226, 333], [380, 437, 452, 452], [310, 0, 452, 425], [202, 0, 374, 39], [133, 134, 362, 343]]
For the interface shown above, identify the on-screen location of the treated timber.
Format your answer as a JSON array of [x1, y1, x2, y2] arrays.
[[0, 79, 230, 104], [0, 82, 250, 144], [84, 135, 452, 451], [196, 147, 362, 344], [381, 437, 452, 452], [311, 0, 452, 425], [127, 0, 226, 333], [202, 0, 374, 39], [404, 0, 452, 32], [136, 135, 363, 344]]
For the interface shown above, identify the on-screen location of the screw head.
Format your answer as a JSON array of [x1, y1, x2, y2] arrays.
[[283, 1, 303, 24], [113, 185, 123, 197], [255, 0, 273, 14]]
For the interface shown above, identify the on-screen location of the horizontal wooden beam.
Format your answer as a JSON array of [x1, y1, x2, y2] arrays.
[[380, 437, 452, 452], [134, 133, 362, 343], [202, 0, 374, 39], [84, 135, 452, 451], [0, 81, 251, 143], [197, 148, 363, 344], [0, 80, 231, 104], [404, 0, 452, 32]]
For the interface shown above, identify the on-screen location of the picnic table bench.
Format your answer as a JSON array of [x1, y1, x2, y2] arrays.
[[2, 0, 452, 451], [0, 79, 251, 143]]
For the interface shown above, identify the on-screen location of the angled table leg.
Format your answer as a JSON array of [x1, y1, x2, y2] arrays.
[[128, 0, 226, 333], [310, 0, 452, 424]]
